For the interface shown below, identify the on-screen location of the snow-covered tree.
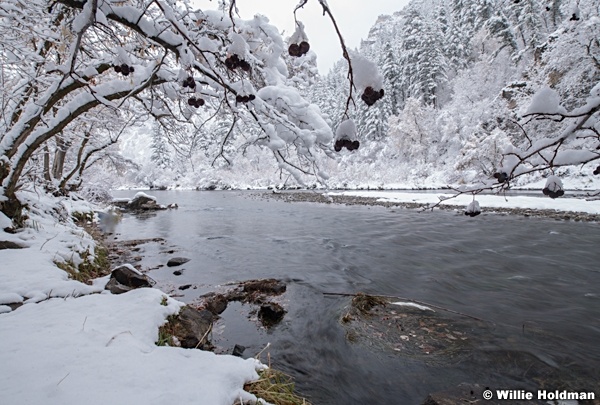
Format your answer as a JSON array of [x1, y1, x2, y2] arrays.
[[0, 0, 375, 220]]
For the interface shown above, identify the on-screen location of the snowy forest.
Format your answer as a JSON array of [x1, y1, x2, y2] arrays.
[[1, 0, 600, 219]]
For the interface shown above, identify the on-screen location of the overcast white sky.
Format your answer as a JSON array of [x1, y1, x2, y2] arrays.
[[194, 1, 410, 73]]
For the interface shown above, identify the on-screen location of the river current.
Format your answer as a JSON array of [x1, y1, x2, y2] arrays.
[[109, 190, 600, 404]]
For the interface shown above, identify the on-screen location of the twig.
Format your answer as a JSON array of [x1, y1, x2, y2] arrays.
[[317, 1, 355, 119], [105, 331, 132, 346], [40, 232, 59, 250], [57, 372, 70, 386], [323, 292, 487, 322], [254, 342, 271, 361], [194, 323, 213, 349]]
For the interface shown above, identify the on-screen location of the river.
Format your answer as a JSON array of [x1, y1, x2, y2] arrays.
[[109, 190, 600, 404]]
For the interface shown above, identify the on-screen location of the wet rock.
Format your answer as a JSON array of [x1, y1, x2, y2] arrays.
[[202, 293, 229, 315], [167, 257, 190, 267], [112, 194, 169, 212], [0, 240, 24, 250], [128, 194, 160, 210], [105, 278, 134, 294], [243, 279, 287, 296], [105, 265, 154, 294], [232, 344, 246, 357], [173, 270, 183, 276], [179, 284, 192, 291], [258, 302, 286, 327], [174, 306, 214, 349]]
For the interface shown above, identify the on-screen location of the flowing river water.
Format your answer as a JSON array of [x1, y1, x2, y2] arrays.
[[109, 190, 600, 404]]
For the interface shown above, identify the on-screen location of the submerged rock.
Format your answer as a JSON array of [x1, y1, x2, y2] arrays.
[[242, 278, 287, 296], [232, 344, 246, 357], [258, 302, 286, 327], [167, 257, 190, 267], [202, 293, 229, 315]]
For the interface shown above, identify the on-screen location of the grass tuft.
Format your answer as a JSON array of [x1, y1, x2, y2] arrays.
[[243, 368, 312, 405], [55, 245, 111, 284], [156, 314, 181, 346]]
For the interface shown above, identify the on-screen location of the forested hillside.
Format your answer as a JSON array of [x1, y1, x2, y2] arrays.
[[105, 0, 597, 191], [305, 0, 600, 190]]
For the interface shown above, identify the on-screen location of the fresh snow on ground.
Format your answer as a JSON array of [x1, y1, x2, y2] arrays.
[[0, 289, 262, 405], [0, 190, 264, 405], [329, 191, 600, 214]]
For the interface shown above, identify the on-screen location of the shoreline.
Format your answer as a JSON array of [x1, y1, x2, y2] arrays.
[[261, 191, 600, 222]]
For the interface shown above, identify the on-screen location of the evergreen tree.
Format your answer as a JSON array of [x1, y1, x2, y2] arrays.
[[381, 42, 402, 115], [399, 7, 448, 107], [507, 0, 546, 50], [151, 126, 173, 170]]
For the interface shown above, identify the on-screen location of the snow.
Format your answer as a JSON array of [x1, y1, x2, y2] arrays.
[[335, 118, 357, 140], [0, 191, 265, 405], [328, 190, 600, 215], [349, 51, 384, 91], [228, 32, 249, 56], [545, 175, 563, 192], [465, 200, 481, 214], [0, 211, 12, 228], [0, 290, 262, 405], [133, 191, 157, 201], [392, 301, 433, 311], [524, 86, 567, 115], [289, 21, 308, 44]]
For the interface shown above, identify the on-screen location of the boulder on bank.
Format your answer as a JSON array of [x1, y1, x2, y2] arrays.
[[105, 264, 154, 294], [170, 306, 214, 350], [0, 240, 24, 250]]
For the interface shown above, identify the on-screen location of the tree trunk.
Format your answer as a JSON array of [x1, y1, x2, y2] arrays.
[[0, 196, 24, 227], [52, 137, 68, 180], [43, 145, 51, 181]]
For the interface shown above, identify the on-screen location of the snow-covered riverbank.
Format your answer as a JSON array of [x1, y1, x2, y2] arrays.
[[0, 191, 263, 405], [265, 189, 600, 221]]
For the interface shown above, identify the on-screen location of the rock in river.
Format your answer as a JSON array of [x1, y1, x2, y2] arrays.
[[167, 257, 190, 267]]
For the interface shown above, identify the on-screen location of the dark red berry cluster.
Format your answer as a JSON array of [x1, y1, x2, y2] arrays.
[[187, 97, 205, 108], [570, 13, 580, 21], [593, 165, 600, 175], [542, 187, 564, 199], [334, 139, 360, 152], [236, 94, 256, 103], [182, 76, 196, 89], [493, 172, 508, 183], [288, 41, 310, 57], [361, 86, 384, 106], [225, 54, 250, 71], [114, 64, 134, 76], [464, 210, 481, 217]]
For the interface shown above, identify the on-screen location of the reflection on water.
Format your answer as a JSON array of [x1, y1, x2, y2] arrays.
[[110, 190, 600, 403]]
